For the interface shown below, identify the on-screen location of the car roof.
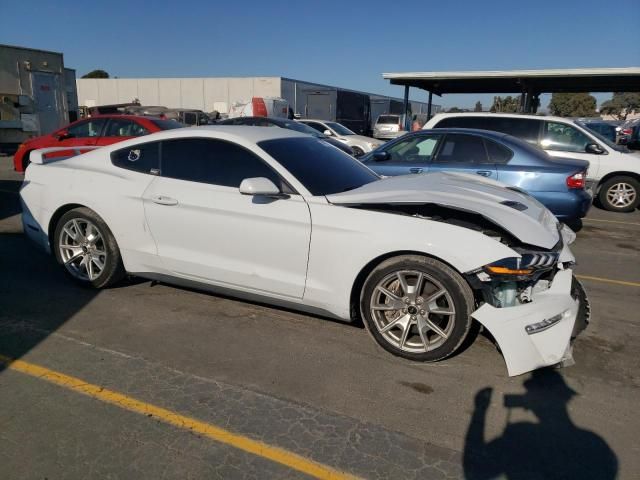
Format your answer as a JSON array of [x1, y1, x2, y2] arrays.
[[419, 127, 510, 140], [430, 112, 574, 123], [137, 125, 309, 143], [299, 119, 328, 123]]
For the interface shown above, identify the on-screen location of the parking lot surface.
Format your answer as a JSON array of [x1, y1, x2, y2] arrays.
[[1, 155, 639, 479]]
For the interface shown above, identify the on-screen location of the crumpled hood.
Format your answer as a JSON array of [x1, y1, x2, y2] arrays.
[[326, 171, 561, 249]]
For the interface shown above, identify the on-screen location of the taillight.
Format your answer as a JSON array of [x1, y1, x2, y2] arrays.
[[567, 171, 586, 189], [398, 122, 404, 131], [621, 128, 632, 135]]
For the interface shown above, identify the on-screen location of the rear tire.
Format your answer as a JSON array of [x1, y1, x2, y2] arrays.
[[360, 255, 475, 362], [598, 176, 639, 212], [53, 207, 125, 288]]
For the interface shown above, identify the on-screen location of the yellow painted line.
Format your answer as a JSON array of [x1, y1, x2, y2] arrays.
[[0, 354, 359, 480], [576, 275, 640, 288], [584, 218, 640, 227]]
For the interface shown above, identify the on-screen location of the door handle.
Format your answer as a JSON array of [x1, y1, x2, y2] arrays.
[[151, 195, 178, 206], [409, 167, 423, 174], [476, 170, 492, 177]]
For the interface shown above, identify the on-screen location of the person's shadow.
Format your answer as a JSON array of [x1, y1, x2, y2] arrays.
[[463, 369, 618, 480]]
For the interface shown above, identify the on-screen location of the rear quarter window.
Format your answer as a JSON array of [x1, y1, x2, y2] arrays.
[[111, 142, 160, 174], [484, 139, 513, 164]]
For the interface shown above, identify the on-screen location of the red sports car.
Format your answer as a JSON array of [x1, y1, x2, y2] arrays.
[[14, 115, 183, 172]]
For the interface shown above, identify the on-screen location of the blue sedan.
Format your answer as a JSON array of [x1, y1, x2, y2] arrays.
[[359, 128, 592, 228]]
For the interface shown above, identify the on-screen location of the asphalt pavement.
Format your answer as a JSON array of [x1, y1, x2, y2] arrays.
[[1, 155, 639, 479]]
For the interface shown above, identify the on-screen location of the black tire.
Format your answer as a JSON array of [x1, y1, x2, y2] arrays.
[[53, 207, 126, 288], [351, 146, 365, 157], [360, 255, 475, 362], [597, 176, 640, 212], [571, 276, 590, 339], [22, 151, 31, 171]]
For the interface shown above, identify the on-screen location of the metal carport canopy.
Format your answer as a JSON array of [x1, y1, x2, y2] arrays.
[[382, 67, 640, 95]]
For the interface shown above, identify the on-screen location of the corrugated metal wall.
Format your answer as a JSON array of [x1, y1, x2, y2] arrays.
[[76, 77, 282, 113]]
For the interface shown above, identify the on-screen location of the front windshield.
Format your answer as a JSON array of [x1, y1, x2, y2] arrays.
[[258, 137, 379, 196], [575, 121, 629, 153], [326, 122, 355, 136]]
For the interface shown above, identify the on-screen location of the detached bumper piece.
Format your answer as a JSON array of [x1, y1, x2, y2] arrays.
[[472, 269, 582, 377]]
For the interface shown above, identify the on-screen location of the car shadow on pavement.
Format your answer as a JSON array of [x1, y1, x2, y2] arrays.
[[0, 231, 106, 373], [0, 180, 22, 223], [462, 368, 618, 480]]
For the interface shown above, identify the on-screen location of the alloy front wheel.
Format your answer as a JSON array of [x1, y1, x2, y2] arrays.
[[361, 255, 475, 362], [370, 270, 456, 353]]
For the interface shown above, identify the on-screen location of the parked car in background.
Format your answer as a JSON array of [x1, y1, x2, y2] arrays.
[[165, 109, 211, 126], [13, 115, 183, 172], [373, 114, 407, 140], [123, 105, 170, 118], [360, 129, 591, 229], [425, 113, 640, 212], [622, 121, 640, 150], [578, 119, 617, 143], [21, 126, 588, 376], [298, 119, 383, 157], [79, 102, 141, 118], [217, 116, 354, 155], [618, 118, 640, 147]]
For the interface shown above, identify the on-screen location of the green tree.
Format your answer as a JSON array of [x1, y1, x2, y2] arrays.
[[81, 69, 110, 79], [600, 92, 640, 120], [547, 93, 597, 117], [474, 101, 483, 112], [489, 96, 520, 113]]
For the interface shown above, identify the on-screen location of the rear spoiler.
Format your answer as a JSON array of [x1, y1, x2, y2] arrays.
[[29, 146, 102, 165]]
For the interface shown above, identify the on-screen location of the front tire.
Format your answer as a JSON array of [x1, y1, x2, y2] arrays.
[[598, 176, 639, 212], [360, 255, 475, 362], [53, 207, 125, 288]]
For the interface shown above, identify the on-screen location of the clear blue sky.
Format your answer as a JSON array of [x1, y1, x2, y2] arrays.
[[3, 0, 639, 109]]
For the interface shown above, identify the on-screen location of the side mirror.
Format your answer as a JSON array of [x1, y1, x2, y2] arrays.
[[239, 177, 284, 197], [585, 143, 605, 154], [56, 130, 71, 141], [372, 151, 390, 162], [323, 129, 333, 136]]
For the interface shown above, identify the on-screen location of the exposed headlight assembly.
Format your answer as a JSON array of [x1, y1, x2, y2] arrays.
[[487, 252, 558, 274]]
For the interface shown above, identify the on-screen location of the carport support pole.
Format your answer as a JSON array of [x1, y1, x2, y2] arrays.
[[427, 91, 433, 120], [403, 85, 410, 131]]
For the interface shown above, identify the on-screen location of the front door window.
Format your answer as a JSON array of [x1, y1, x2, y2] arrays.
[[541, 121, 594, 153]]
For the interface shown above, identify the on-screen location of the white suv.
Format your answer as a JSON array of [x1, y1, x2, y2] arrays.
[[424, 113, 640, 212]]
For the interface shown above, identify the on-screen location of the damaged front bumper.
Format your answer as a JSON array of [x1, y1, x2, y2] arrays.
[[471, 268, 588, 377]]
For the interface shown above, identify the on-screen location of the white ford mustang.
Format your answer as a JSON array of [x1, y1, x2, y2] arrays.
[[20, 126, 589, 376]]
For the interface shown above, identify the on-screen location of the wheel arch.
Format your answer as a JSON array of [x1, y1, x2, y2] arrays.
[[595, 171, 640, 193], [348, 250, 469, 322]]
